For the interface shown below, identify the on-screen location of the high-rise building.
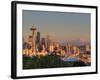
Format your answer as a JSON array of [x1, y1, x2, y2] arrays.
[[35, 32, 41, 52], [36, 32, 40, 46], [41, 38, 46, 46], [46, 35, 51, 49]]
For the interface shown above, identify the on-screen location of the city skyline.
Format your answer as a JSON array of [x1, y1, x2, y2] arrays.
[[22, 10, 91, 67], [22, 10, 91, 43]]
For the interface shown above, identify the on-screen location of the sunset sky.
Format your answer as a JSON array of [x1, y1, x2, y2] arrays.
[[22, 10, 90, 42]]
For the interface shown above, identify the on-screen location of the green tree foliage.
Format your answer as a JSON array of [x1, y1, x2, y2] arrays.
[[23, 55, 88, 69]]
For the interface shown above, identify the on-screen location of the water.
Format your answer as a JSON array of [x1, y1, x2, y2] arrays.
[[61, 55, 78, 62]]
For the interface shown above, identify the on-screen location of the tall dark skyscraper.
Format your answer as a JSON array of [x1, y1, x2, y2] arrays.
[[36, 32, 41, 52], [36, 32, 40, 45]]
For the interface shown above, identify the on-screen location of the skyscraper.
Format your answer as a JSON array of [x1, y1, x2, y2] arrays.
[[46, 35, 51, 50], [41, 38, 46, 47], [36, 32, 40, 46], [36, 32, 41, 52]]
